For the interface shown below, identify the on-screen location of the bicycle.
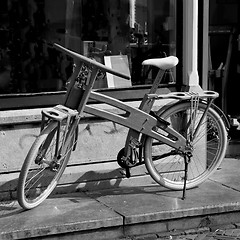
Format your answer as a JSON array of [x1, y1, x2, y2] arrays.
[[17, 43, 229, 210]]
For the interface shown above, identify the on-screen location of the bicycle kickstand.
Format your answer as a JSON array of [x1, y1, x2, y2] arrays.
[[182, 154, 190, 200], [119, 164, 131, 178]]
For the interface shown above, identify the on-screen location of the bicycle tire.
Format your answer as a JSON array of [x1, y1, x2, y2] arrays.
[[17, 121, 74, 209], [144, 101, 228, 190]]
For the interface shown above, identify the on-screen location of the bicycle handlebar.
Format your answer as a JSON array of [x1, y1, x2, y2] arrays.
[[54, 43, 130, 80]]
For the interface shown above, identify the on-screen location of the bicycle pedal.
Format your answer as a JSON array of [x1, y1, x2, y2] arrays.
[[129, 138, 141, 148]]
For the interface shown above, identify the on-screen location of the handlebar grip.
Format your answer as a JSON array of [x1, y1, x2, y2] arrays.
[[54, 43, 130, 80]]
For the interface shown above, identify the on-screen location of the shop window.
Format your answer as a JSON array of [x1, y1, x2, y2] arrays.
[[0, 0, 178, 96], [79, 0, 178, 87]]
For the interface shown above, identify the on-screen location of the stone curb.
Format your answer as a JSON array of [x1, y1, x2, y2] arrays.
[[119, 223, 240, 240]]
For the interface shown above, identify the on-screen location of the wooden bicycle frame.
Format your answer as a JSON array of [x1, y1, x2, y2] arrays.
[[57, 68, 186, 156], [75, 60, 187, 152], [17, 44, 226, 211], [84, 91, 186, 150], [51, 44, 218, 157]]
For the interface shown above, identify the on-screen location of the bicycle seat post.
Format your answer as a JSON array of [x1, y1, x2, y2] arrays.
[[137, 69, 166, 117]]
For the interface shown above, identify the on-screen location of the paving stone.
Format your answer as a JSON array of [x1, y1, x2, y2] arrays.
[[234, 223, 240, 229], [223, 229, 236, 236], [185, 229, 199, 235], [133, 233, 158, 240], [194, 234, 211, 240], [182, 234, 198, 239], [231, 229, 240, 237], [156, 230, 185, 239], [211, 224, 236, 232]]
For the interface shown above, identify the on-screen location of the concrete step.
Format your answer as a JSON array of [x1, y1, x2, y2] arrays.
[[1, 158, 240, 240]]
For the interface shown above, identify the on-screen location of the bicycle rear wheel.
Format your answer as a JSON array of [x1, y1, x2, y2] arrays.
[[17, 121, 74, 209], [144, 101, 228, 190]]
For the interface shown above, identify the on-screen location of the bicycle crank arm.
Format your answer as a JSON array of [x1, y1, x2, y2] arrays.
[[119, 160, 145, 178]]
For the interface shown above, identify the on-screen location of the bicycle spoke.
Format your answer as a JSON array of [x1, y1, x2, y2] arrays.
[[25, 168, 45, 194], [144, 101, 227, 190], [18, 121, 76, 209]]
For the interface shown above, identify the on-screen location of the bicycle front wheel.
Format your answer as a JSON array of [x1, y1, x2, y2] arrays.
[[144, 101, 228, 190], [17, 121, 74, 209]]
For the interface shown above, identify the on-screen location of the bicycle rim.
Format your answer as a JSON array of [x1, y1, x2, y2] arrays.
[[17, 121, 74, 209], [144, 101, 228, 190]]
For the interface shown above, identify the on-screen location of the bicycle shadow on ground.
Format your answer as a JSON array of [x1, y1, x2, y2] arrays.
[[0, 168, 186, 218], [0, 202, 23, 219], [0, 176, 25, 218], [54, 168, 183, 201]]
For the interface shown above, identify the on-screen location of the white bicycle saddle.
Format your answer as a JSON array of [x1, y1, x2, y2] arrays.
[[142, 56, 179, 70]]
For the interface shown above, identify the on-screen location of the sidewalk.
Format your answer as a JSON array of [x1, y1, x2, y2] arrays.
[[1, 157, 240, 240]]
